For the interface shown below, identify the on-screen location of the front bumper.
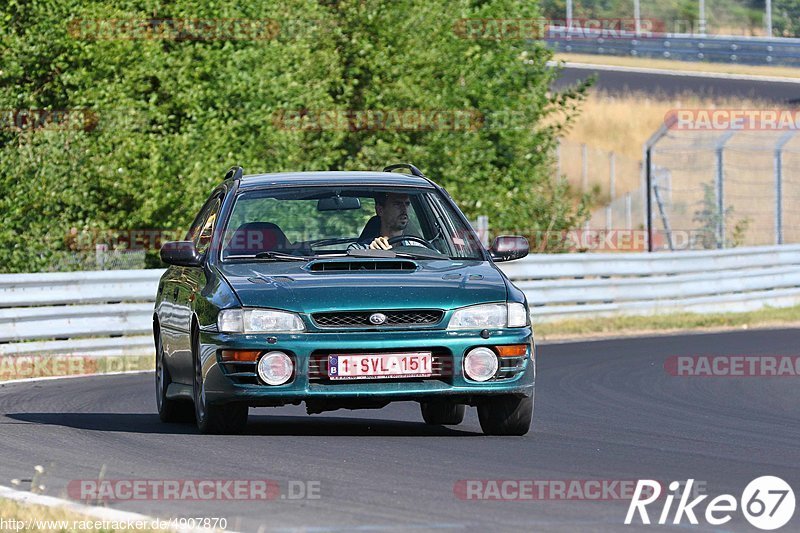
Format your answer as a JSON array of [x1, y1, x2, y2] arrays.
[[199, 327, 535, 407]]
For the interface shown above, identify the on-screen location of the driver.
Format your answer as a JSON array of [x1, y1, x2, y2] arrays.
[[353, 192, 421, 250]]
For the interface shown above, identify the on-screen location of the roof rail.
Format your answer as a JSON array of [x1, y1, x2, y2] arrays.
[[383, 163, 425, 178], [223, 166, 244, 181]]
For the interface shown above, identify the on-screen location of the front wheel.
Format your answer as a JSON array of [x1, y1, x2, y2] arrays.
[[420, 401, 465, 425], [477, 394, 533, 436], [192, 330, 248, 434]]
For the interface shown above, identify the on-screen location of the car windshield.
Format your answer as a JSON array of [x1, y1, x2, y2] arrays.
[[220, 186, 484, 261]]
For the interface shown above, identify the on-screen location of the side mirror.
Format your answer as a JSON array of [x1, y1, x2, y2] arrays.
[[490, 235, 529, 262], [160, 241, 203, 267]]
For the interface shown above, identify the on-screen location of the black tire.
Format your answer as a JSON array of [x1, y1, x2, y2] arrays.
[[155, 328, 193, 423], [477, 394, 533, 436], [192, 326, 248, 434], [420, 400, 465, 425]]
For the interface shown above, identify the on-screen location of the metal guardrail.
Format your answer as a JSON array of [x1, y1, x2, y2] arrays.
[[1, 244, 799, 356], [502, 244, 800, 319], [0, 270, 162, 356], [547, 31, 800, 66]]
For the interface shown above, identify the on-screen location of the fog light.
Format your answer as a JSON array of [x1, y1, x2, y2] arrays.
[[464, 347, 498, 382], [257, 351, 293, 385]]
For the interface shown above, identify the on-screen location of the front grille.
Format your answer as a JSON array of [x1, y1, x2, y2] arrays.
[[493, 355, 527, 380], [219, 360, 259, 385], [312, 309, 444, 329], [308, 350, 453, 381]]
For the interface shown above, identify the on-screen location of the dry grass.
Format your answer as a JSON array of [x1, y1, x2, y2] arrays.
[[535, 304, 800, 342], [560, 90, 800, 244], [563, 91, 769, 163], [554, 52, 800, 79]]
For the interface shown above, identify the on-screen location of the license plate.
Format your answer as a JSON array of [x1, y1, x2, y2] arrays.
[[328, 352, 433, 380]]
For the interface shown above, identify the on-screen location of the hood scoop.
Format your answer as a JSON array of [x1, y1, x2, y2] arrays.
[[307, 259, 418, 272]]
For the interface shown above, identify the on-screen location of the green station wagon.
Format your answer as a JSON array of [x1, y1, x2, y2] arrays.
[[154, 164, 535, 435]]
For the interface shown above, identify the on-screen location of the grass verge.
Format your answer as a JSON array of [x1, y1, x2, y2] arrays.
[[0, 498, 164, 532], [553, 52, 800, 79], [535, 304, 800, 341]]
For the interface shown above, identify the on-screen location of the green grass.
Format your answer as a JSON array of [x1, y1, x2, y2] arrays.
[[535, 304, 800, 340]]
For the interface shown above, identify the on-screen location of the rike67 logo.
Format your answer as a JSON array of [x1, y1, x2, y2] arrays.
[[626, 477, 795, 530]]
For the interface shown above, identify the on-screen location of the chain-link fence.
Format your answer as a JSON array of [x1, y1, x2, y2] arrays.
[[48, 247, 147, 272], [645, 128, 800, 250], [556, 138, 645, 233]]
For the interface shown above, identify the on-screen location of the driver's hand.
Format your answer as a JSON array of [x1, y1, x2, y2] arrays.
[[368, 236, 392, 250]]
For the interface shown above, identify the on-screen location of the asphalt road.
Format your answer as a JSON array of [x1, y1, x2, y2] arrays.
[[553, 65, 800, 103], [1, 328, 799, 532]]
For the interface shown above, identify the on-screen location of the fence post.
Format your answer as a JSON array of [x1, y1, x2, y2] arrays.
[[476, 215, 489, 248], [774, 131, 795, 245], [642, 115, 677, 252], [555, 138, 562, 183], [609, 151, 616, 201], [581, 143, 588, 191], [714, 132, 735, 249], [95, 244, 108, 270], [625, 193, 632, 230]]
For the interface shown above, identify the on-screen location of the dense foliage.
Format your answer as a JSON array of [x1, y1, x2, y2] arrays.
[[1, 0, 590, 272]]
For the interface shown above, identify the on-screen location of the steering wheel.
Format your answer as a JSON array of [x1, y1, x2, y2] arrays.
[[387, 235, 439, 251]]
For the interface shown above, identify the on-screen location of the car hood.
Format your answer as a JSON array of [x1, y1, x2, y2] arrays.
[[218, 258, 507, 313]]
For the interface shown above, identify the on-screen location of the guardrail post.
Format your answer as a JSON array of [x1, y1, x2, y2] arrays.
[[774, 131, 795, 245]]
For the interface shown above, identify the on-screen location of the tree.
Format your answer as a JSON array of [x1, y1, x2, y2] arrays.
[[0, 0, 589, 272]]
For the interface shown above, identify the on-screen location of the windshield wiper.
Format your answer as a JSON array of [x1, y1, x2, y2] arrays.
[[251, 251, 312, 261], [393, 250, 447, 260]]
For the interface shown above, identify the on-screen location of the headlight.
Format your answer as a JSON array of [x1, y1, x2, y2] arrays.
[[217, 309, 305, 333], [448, 303, 528, 329], [507, 302, 528, 327]]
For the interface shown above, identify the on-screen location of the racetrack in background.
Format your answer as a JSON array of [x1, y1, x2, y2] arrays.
[[0, 328, 798, 532]]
